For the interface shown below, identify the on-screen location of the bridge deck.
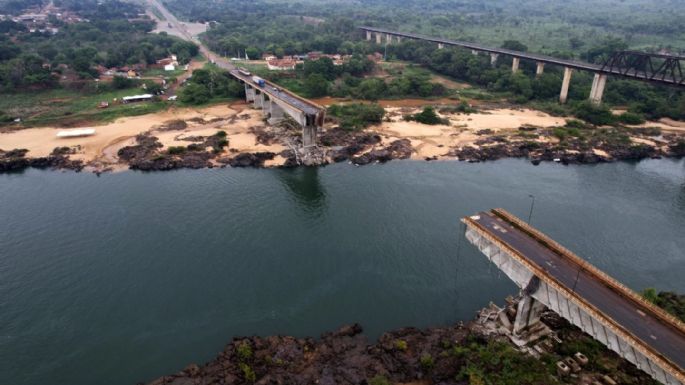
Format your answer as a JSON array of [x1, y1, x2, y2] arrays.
[[361, 27, 682, 86], [229, 70, 323, 116], [468, 210, 685, 373]]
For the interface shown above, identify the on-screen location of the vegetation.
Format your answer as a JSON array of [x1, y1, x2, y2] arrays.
[[236, 342, 253, 361], [404, 106, 449, 125], [394, 339, 408, 351], [327, 103, 385, 131], [642, 289, 685, 322], [452, 338, 554, 384], [179, 65, 244, 105], [0, 0, 198, 90], [0, 85, 168, 126]]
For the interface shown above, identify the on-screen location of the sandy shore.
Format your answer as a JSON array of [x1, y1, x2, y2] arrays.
[[375, 107, 567, 159], [2, 100, 683, 171], [0, 102, 285, 170]]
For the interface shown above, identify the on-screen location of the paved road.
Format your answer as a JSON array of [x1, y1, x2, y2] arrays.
[[148, 0, 322, 116], [471, 211, 685, 372], [361, 27, 683, 86]]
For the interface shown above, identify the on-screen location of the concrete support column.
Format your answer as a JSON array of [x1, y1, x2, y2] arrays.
[[535, 62, 545, 77], [490, 53, 499, 67], [253, 91, 264, 109], [303, 125, 317, 148], [512, 57, 520, 73], [366, 31, 372, 41], [438, 43, 444, 49], [386, 33, 393, 44], [560, 67, 573, 104], [268, 102, 285, 124], [513, 295, 545, 334], [262, 98, 271, 117], [375, 33, 382, 44], [589, 73, 607, 105], [471, 50, 479, 56], [396, 36, 402, 43], [244, 84, 255, 102]]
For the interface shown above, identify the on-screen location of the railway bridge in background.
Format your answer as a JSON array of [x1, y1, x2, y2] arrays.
[[462, 209, 685, 385], [361, 27, 685, 105]]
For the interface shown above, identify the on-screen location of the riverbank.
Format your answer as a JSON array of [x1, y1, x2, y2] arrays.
[[1, 100, 684, 173], [145, 298, 658, 385]]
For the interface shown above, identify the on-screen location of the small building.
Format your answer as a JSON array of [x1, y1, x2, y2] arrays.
[[122, 94, 153, 103], [164, 64, 176, 71], [267, 58, 296, 71]]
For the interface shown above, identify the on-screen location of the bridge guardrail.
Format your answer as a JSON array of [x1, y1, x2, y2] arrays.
[[462, 212, 685, 382]]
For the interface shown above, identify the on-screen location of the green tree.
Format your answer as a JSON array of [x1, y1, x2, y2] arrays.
[[304, 73, 329, 97], [179, 83, 210, 104]]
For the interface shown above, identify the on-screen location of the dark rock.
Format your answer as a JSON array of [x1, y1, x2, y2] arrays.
[[229, 152, 276, 168]]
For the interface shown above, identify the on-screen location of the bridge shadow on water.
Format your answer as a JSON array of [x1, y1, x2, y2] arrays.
[[275, 166, 327, 216]]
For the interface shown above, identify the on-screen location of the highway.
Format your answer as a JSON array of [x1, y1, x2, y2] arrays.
[[147, 0, 323, 116], [361, 26, 683, 86], [470, 211, 685, 373]]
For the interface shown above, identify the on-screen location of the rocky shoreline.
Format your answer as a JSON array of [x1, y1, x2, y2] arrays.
[[2, 113, 684, 173], [143, 298, 657, 385]]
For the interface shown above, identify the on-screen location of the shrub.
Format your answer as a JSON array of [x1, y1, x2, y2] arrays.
[[617, 112, 645, 125], [574, 101, 616, 126], [405, 106, 449, 125], [216, 130, 227, 138], [420, 353, 434, 370], [167, 146, 186, 155], [564, 119, 587, 129], [237, 342, 253, 361], [239, 363, 256, 382], [327, 103, 385, 131], [394, 339, 408, 351]]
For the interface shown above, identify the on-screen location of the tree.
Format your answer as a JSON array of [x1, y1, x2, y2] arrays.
[[303, 57, 336, 80], [179, 83, 210, 104], [303, 73, 329, 97], [574, 101, 615, 126], [501, 40, 528, 52]]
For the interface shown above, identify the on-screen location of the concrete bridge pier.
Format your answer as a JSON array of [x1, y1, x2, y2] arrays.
[[366, 31, 372, 41], [438, 43, 444, 49], [560, 67, 573, 104], [386, 33, 393, 44], [512, 57, 520, 73], [490, 53, 499, 67], [303, 126, 316, 147], [396, 36, 402, 43], [471, 50, 479, 56], [535, 62, 545, 77], [268, 102, 285, 125], [589, 73, 607, 105], [262, 96, 271, 117], [253, 90, 264, 109], [512, 293, 546, 335], [245, 84, 255, 103], [375, 33, 382, 44]]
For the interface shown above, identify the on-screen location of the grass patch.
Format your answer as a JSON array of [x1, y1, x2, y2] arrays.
[[0, 87, 172, 127]]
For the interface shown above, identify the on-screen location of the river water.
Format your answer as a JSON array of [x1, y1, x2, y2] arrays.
[[1, 159, 684, 385]]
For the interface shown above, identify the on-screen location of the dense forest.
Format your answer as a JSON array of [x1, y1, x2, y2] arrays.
[[0, 0, 197, 90], [160, 0, 685, 120]]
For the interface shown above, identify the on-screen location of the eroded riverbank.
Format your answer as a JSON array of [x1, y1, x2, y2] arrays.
[[1, 100, 684, 173]]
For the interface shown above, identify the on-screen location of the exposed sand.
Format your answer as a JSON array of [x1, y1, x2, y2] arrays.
[[0, 102, 284, 169], [375, 107, 568, 159]]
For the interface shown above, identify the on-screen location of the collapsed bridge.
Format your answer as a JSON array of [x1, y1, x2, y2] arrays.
[[462, 209, 685, 385]]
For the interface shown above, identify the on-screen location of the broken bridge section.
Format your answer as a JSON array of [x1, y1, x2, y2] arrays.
[[462, 209, 685, 385]]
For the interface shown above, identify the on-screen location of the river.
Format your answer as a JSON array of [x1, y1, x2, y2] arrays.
[[1, 159, 684, 385]]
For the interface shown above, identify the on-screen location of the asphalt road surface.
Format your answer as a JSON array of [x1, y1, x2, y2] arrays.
[[471, 211, 685, 372]]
